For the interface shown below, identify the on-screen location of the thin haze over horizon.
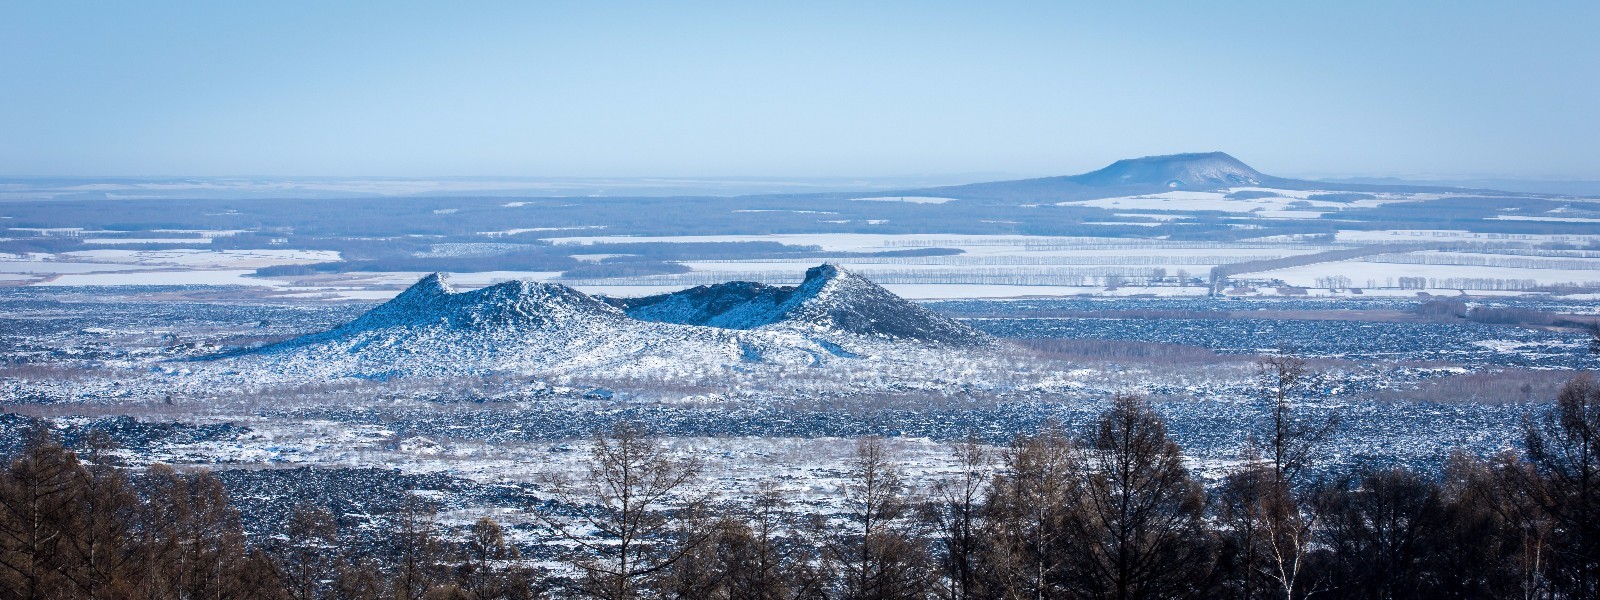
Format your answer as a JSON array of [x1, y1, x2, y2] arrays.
[[2, 1, 1596, 180]]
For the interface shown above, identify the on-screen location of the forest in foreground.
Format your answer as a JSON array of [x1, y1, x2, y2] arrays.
[[2, 361, 1598, 600]]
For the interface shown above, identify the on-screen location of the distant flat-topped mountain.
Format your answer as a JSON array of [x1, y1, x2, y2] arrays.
[[209, 264, 989, 381], [891, 151, 1484, 203], [1064, 152, 1264, 188]]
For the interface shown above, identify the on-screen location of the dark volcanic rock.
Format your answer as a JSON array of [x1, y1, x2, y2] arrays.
[[345, 273, 625, 331], [609, 263, 990, 346], [605, 281, 787, 328]]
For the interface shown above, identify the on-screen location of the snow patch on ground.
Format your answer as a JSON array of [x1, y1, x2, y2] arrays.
[[733, 209, 839, 214], [1492, 215, 1600, 223], [479, 226, 607, 237], [60, 249, 341, 268], [82, 238, 214, 245], [40, 270, 293, 287], [849, 196, 957, 204]]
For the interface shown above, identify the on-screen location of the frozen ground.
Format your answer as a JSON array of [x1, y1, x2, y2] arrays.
[[1, 275, 1596, 553]]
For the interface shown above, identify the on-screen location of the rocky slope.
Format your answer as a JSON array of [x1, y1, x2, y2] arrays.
[[609, 264, 989, 345]]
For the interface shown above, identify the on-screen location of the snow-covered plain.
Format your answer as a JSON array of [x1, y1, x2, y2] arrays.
[[0, 261, 167, 274], [5, 229, 1596, 302], [7, 177, 1591, 302]]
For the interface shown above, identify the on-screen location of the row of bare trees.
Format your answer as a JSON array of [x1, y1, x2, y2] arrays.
[[0, 429, 540, 600], [3, 367, 1598, 599]]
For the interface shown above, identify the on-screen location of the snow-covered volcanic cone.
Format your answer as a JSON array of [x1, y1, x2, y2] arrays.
[[202, 264, 990, 382]]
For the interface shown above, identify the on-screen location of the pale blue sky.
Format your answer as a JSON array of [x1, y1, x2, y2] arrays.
[[2, 1, 1596, 179]]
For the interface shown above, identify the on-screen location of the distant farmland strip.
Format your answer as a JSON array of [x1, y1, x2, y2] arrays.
[[1208, 243, 1444, 293]]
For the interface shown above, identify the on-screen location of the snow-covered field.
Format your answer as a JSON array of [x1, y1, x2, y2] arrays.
[[0, 261, 168, 274], [4, 179, 1598, 303], [4, 230, 1596, 301]]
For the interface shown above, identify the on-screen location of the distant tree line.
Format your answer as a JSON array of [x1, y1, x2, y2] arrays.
[[1394, 276, 1575, 291], [4, 367, 1599, 599], [1360, 252, 1600, 271]]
